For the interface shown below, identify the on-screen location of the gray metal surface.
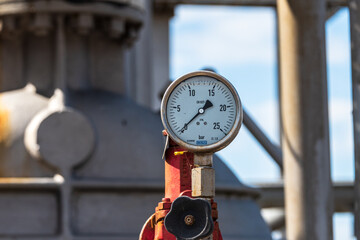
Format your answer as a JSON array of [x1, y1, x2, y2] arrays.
[[0, 0, 145, 17], [257, 182, 355, 213], [349, 0, 360, 238], [0, 2, 272, 238], [0, 1, 144, 94], [277, 0, 333, 239], [153, 0, 348, 7], [0, 90, 271, 239]]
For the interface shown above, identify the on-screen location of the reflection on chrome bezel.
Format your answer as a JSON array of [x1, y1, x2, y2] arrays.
[[161, 71, 243, 153]]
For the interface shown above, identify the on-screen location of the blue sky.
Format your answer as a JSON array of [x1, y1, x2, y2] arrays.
[[169, 5, 354, 239]]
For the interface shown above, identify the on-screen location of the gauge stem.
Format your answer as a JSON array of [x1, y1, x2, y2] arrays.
[[193, 153, 213, 167], [192, 153, 215, 198]]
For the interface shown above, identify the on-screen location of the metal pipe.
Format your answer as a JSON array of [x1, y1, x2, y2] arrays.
[[243, 109, 283, 169], [55, 16, 66, 92], [277, 0, 333, 239], [349, 0, 360, 238], [153, 0, 348, 7], [257, 182, 354, 213]]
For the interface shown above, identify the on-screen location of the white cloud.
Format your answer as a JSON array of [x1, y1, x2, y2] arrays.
[[329, 98, 353, 157], [170, 6, 354, 183], [329, 98, 354, 181], [218, 127, 281, 182], [326, 9, 351, 66], [333, 213, 355, 240], [326, 37, 351, 65], [329, 98, 352, 124], [217, 99, 281, 182], [247, 99, 280, 144], [171, 6, 277, 76], [171, 6, 351, 77]]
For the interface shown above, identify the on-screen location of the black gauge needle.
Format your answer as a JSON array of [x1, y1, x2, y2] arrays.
[[179, 100, 213, 133], [219, 128, 227, 136]]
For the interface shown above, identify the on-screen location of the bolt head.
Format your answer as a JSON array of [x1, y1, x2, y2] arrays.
[[184, 215, 195, 226]]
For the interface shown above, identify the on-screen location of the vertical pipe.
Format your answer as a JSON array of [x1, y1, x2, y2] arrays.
[[55, 16, 66, 92], [151, 8, 173, 111], [134, 0, 153, 108], [349, 0, 360, 238], [275, 7, 283, 161], [277, 0, 333, 239]]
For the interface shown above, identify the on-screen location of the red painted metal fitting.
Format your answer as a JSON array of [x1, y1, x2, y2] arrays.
[[157, 201, 172, 211], [139, 140, 223, 240], [211, 201, 219, 220]]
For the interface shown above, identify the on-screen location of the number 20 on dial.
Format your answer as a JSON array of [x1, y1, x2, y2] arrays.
[[161, 71, 243, 153]]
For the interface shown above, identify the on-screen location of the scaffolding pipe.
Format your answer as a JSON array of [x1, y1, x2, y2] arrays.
[[277, 0, 333, 239], [349, 0, 360, 238], [243, 109, 283, 169]]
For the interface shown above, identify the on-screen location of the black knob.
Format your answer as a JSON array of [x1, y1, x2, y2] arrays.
[[164, 196, 214, 240]]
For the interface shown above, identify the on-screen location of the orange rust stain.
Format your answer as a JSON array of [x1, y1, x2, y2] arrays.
[[0, 95, 10, 143]]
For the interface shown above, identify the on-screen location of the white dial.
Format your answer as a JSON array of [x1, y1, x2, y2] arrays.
[[161, 71, 242, 153]]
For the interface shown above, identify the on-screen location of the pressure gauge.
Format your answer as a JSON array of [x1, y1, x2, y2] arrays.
[[161, 71, 243, 153]]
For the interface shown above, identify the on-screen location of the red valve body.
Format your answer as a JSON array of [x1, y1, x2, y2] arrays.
[[139, 139, 223, 240]]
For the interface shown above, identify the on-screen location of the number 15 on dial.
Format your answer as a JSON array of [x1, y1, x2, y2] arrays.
[[161, 71, 243, 153]]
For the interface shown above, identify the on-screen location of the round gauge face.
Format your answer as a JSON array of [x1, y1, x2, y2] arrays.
[[161, 71, 242, 153]]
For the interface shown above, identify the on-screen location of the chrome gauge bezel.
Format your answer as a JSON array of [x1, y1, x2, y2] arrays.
[[161, 71, 243, 153]]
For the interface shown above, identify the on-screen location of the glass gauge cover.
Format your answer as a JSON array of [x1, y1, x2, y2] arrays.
[[161, 71, 243, 153]]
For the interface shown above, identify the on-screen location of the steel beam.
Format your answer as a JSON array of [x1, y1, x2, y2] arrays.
[[277, 0, 333, 239], [257, 182, 354, 213], [243, 109, 283, 169], [349, 0, 360, 238], [154, 0, 348, 7]]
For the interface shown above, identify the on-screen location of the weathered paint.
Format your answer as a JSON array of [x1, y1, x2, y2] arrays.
[[0, 95, 10, 144], [140, 139, 223, 240]]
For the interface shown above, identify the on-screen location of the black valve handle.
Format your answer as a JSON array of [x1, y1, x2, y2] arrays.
[[164, 196, 214, 240]]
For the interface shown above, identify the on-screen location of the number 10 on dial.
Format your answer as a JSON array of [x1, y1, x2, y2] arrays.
[[161, 71, 243, 153]]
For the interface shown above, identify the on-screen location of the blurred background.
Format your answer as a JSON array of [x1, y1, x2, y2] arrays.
[[0, 0, 358, 239], [169, 6, 354, 239]]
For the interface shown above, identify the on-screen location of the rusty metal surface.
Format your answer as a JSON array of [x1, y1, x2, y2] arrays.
[[0, 88, 52, 177], [349, 0, 360, 238], [0, 96, 10, 143]]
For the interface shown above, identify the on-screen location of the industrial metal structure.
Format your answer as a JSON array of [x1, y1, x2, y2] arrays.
[[0, 0, 358, 239], [153, 0, 359, 239], [0, 1, 270, 239]]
